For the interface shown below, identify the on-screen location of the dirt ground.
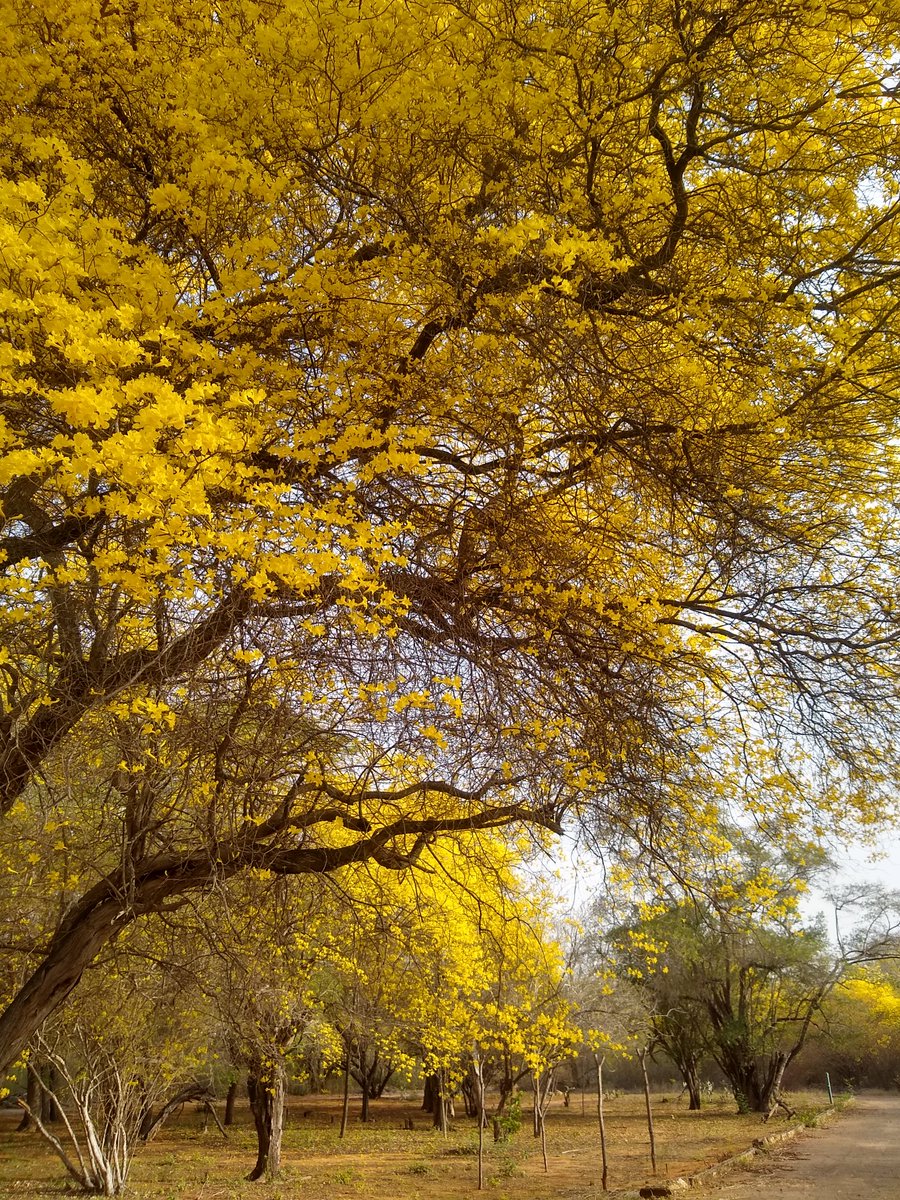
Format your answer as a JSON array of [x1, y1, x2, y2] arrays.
[[696, 1091, 900, 1200], [0, 1088, 834, 1199]]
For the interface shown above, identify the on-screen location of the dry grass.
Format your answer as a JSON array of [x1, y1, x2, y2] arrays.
[[0, 1088, 832, 1198]]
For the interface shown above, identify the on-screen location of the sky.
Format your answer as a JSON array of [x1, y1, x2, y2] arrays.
[[541, 822, 900, 943], [805, 828, 900, 930]]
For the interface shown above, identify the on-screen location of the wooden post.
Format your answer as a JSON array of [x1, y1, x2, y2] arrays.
[[473, 1049, 486, 1191], [826, 1072, 834, 1105], [594, 1053, 609, 1192], [639, 1047, 657, 1175], [537, 1071, 549, 1172]]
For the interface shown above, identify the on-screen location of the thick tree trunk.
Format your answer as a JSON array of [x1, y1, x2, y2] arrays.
[[224, 1080, 238, 1127], [714, 1040, 785, 1114], [461, 1062, 479, 1118], [0, 918, 109, 1077], [0, 794, 537, 1076], [721, 1056, 771, 1112], [422, 1072, 438, 1114], [40, 1064, 59, 1124], [246, 1064, 285, 1181], [15, 1063, 40, 1131]]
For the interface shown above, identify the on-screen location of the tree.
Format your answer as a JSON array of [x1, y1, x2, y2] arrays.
[[3, 0, 900, 1072], [805, 966, 900, 1089], [622, 921, 712, 1111], [794, 889, 900, 1088], [14, 950, 214, 1195], [608, 843, 839, 1113], [175, 873, 337, 1182]]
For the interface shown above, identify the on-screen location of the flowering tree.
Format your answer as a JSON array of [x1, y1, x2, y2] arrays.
[[3, 0, 900, 1072]]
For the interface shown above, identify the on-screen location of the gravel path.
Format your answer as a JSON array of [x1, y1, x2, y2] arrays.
[[696, 1092, 900, 1200]]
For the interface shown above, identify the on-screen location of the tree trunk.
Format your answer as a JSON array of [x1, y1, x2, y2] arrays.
[[533, 1068, 555, 1173], [224, 1080, 238, 1127], [40, 1064, 59, 1124], [15, 1063, 40, 1131], [683, 1061, 702, 1111], [461, 1062, 479, 1118], [422, 1072, 438, 1114], [339, 1050, 351, 1138], [0, 885, 164, 1074], [495, 1083, 513, 1114], [756, 1053, 789, 1115], [246, 1063, 285, 1182], [715, 1043, 776, 1113], [433, 1068, 452, 1133], [348, 1041, 394, 1102], [139, 1082, 220, 1142], [0, 745, 550, 1078]]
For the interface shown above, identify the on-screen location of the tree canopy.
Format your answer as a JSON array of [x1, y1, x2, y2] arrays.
[[2, 0, 900, 1071]]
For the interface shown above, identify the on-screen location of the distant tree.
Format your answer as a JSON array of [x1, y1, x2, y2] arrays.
[[807, 966, 900, 1089], [607, 843, 838, 1113], [795, 889, 900, 1088]]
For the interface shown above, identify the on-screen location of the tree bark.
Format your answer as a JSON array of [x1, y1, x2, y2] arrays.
[[714, 1041, 785, 1113], [15, 1063, 40, 1131], [0, 797, 542, 1075], [533, 1068, 555, 1173], [422, 1072, 438, 1114], [433, 1068, 451, 1133], [139, 1082, 219, 1142], [224, 1080, 238, 1127], [461, 1062, 479, 1118], [246, 1064, 285, 1182], [40, 1064, 59, 1124], [683, 1061, 702, 1111], [339, 1050, 351, 1138], [472, 1051, 486, 1191], [348, 1041, 394, 1102]]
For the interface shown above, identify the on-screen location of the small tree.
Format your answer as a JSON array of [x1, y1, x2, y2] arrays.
[[16, 957, 212, 1196], [19, 1032, 149, 1196], [192, 875, 331, 1182]]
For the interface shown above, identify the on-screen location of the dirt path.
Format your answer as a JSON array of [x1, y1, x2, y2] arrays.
[[695, 1092, 900, 1200]]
